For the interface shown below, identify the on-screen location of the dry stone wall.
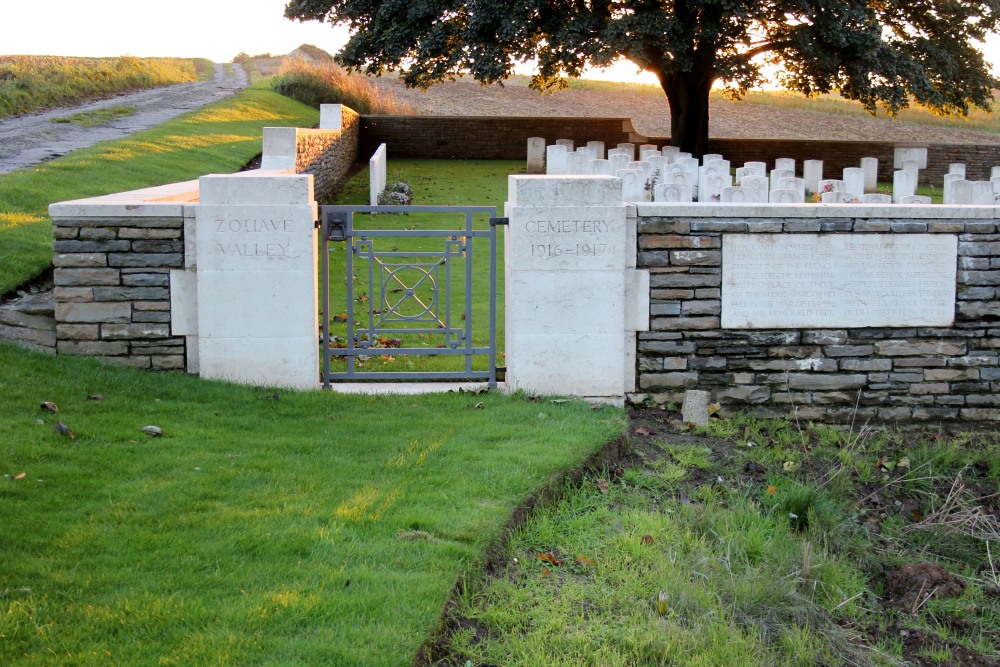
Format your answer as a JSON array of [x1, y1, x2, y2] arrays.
[[634, 205, 1000, 425], [295, 107, 359, 200]]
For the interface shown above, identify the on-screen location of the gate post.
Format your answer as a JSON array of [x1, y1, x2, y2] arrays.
[[190, 173, 319, 389], [504, 176, 649, 403]]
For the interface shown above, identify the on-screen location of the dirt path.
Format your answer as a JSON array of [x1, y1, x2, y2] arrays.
[[0, 63, 249, 174]]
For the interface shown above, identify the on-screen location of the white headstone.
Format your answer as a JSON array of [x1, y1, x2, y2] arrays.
[[899, 195, 932, 205], [700, 173, 731, 202], [770, 168, 794, 192], [860, 157, 878, 193], [740, 177, 770, 203], [319, 103, 343, 131], [774, 158, 796, 173], [720, 186, 749, 203], [577, 145, 598, 162], [943, 173, 964, 204], [991, 176, 1000, 196], [608, 153, 630, 174], [662, 146, 680, 159], [654, 183, 693, 202], [948, 163, 967, 178], [992, 166, 1000, 180], [591, 159, 614, 176], [893, 170, 917, 203], [817, 179, 845, 194], [843, 167, 865, 198], [702, 153, 724, 164], [769, 189, 802, 203], [734, 167, 755, 184], [616, 169, 645, 202], [369, 143, 387, 206], [970, 181, 995, 205], [566, 151, 589, 175], [821, 191, 858, 203], [556, 139, 574, 151], [894, 145, 928, 169], [587, 141, 606, 160], [803, 160, 823, 195], [860, 193, 893, 204], [617, 143, 636, 160], [526, 137, 546, 174], [744, 161, 767, 177], [776, 177, 806, 202], [546, 144, 569, 175]]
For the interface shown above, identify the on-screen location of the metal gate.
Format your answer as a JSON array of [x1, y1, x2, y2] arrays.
[[319, 205, 500, 388]]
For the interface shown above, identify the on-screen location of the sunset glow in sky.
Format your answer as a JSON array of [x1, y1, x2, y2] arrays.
[[4, 0, 1000, 85]]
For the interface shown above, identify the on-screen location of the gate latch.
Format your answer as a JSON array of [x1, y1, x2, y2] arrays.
[[489, 217, 509, 227], [326, 211, 349, 241]]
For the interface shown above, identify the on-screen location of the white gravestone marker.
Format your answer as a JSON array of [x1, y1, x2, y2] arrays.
[[803, 160, 823, 195], [654, 183, 693, 202], [843, 167, 865, 198], [893, 170, 916, 203], [369, 143, 387, 206], [617, 143, 636, 160], [556, 139, 574, 151], [774, 158, 796, 173], [587, 141, 605, 160], [546, 145, 569, 175], [769, 189, 802, 203], [722, 234, 957, 329], [860, 157, 878, 193], [861, 193, 892, 204], [527, 137, 546, 174], [894, 146, 928, 169], [616, 169, 645, 202]]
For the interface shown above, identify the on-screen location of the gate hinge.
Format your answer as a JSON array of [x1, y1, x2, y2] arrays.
[[489, 217, 509, 227]]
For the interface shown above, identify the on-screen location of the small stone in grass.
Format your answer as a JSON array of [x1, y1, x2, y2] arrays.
[[142, 425, 162, 437]]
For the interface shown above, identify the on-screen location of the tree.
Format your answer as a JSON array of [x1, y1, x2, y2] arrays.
[[284, 0, 1000, 157]]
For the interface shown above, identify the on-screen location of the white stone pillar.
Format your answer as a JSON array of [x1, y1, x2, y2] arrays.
[[504, 176, 649, 402], [194, 174, 319, 389]]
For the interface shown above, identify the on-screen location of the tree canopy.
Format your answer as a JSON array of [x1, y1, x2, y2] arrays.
[[285, 0, 1000, 156]]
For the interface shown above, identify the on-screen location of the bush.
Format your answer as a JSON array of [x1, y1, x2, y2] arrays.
[[270, 59, 417, 115], [377, 181, 413, 205]]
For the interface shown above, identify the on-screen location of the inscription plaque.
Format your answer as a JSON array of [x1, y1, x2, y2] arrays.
[[722, 234, 957, 328]]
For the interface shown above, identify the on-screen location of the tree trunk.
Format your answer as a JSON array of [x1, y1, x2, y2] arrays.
[[660, 72, 713, 159]]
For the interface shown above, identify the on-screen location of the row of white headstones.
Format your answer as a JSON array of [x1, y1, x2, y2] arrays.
[[526, 139, 1000, 205]]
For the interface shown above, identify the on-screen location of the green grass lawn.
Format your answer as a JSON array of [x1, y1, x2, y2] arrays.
[[0, 344, 625, 665], [0, 88, 318, 296]]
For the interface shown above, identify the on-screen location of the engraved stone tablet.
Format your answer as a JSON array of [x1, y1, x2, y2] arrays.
[[722, 234, 957, 328]]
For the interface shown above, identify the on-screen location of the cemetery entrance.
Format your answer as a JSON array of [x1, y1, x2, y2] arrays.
[[320, 205, 500, 388]]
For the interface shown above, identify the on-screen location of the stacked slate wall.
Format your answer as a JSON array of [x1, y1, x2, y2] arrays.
[[633, 205, 1000, 425]]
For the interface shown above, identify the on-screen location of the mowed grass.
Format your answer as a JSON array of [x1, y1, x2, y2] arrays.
[[0, 56, 213, 118], [0, 343, 626, 665], [322, 160, 522, 378], [0, 89, 319, 296]]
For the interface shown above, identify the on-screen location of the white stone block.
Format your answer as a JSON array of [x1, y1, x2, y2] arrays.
[[566, 151, 589, 175], [803, 160, 823, 195], [744, 161, 767, 177], [608, 153, 630, 174], [702, 153, 724, 164], [943, 173, 963, 204], [821, 191, 858, 203], [776, 177, 806, 202], [587, 141, 605, 160], [169, 269, 197, 336], [893, 170, 916, 203], [526, 137, 546, 174], [260, 127, 296, 171], [949, 179, 973, 204], [591, 159, 613, 175], [545, 145, 569, 175], [861, 157, 878, 193], [720, 186, 749, 203], [970, 181, 995, 205], [899, 195, 932, 205], [654, 183, 693, 202], [199, 337, 319, 389], [625, 268, 650, 332], [617, 143, 635, 160], [948, 163, 967, 178], [507, 271, 625, 334], [319, 103, 343, 131], [628, 160, 653, 180], [507, 174, 622, 208], [734, 167, 755, 184], [843, 167, 865, 198], [770, 168, 794, 192], [699, 172, 731, 203], [722, 234, 957, 329], [617, 169, 646, 202], [894, 145, 928, 169], [662, 146, 680, 158], [769, 188, 803, 203], [992, 166, 1000, 180], [506, 206, 628, 271], [505, 333, 626, 396], [556, 138, 574, 151], [369, 143, 387, 206]]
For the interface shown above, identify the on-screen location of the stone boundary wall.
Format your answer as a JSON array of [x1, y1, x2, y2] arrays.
[[359, 115, 1000, 182], [50, 186, 191, 369], [633, 204, 1000, 425], [295, 106, 359, 199]]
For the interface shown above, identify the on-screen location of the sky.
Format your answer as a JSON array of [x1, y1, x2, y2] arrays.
[[3, 0, 1000, 84]]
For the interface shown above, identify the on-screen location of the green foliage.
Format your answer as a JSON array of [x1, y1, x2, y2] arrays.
[[50, 105, 137, 127], [0, 343, 625, 666], [0, 56, 206, 118]]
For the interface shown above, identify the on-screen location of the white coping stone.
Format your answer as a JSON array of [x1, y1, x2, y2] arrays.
[[505, 175, 647, 399], [744, 161, 767, 177], [556, 139, 574, 150], [943, 173, 964, 204], [546, 144, 569, 175], [861, 193, 893, 204], [722, 233, 957, 329], [654, 183, 693, 202], [769, 188, 803, 203], [634, 202, 993, 218], [608, 153, 630, 174], [616, 169, 646, 202], [48, 179, 198, 218], [899, 195, 932, 205], [894, 145, 928, 169], [770, 168, 794, 192], [893, 170, 916, 203], [821, 191, 858, 203], [319, 104, 343, 131], [843, 167, 865, 198], [861, 157, 879, 193], [617, 143, 636, 160], [971, 181, 996, 205], [587, 141, 605, 160], [194, 173, 319, 389], [260, 127, 297, 171], [774, 158, 796, 173], [803, 160, 823, 194], [526, 137, 546, 173], [566, 151, 590, 175], [369, 143, 387, 206], [949, 163, 967, 178], [591, 159, 614, 175]]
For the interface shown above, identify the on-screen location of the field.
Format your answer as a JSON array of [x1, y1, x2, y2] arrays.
[[0, 56, 214, 118]]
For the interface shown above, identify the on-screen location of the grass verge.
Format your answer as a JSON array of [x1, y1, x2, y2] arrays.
[[0, 343, 626, 666], [0, 89, 318, 296], [437, 411, 1000, 666], [51, 105, 138, 127], [0, 56, 213, 119]]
